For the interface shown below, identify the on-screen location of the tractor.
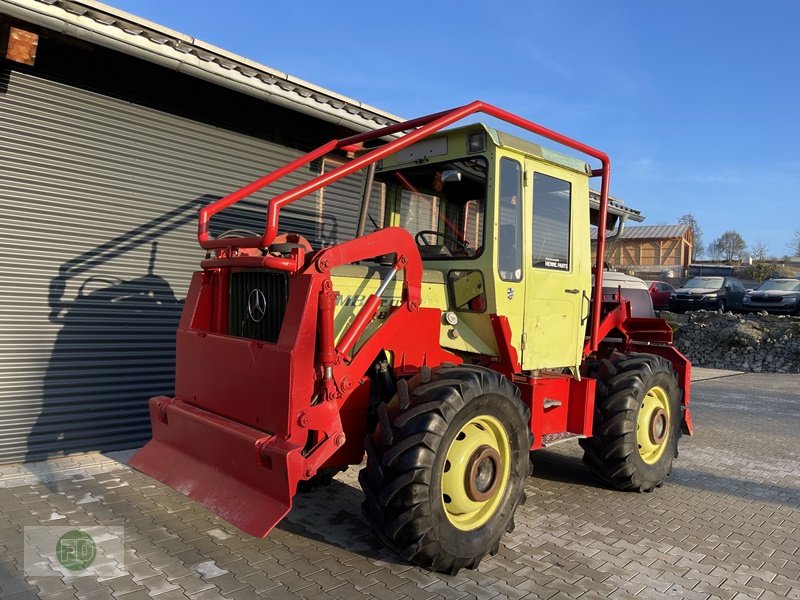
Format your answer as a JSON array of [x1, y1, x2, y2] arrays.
[[130, 101, 693, 574]]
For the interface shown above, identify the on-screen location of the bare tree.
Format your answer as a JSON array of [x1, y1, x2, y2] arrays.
[[710, 230, 747, 262], [678, 214, 703, 259], [707, 239, 723, 261], [751, 240, 769, 261], [788, 228, 800, 258]]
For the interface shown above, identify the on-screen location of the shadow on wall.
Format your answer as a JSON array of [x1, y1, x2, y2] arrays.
[[26, 196, 281, 464]]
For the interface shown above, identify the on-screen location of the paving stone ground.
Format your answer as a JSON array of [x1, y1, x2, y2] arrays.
[[0, 369, 798, 599]]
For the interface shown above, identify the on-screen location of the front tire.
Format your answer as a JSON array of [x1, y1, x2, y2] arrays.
[[580, 353, 681, 492], [359, 364, 532, 574]]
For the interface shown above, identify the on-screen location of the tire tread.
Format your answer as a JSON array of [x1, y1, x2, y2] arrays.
[[360, 364, 531, 574], [580, 352, 682, 492]]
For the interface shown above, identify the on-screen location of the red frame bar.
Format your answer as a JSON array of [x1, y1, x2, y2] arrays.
[[197, 140, 338, 249], [197, 100, 611, 353]]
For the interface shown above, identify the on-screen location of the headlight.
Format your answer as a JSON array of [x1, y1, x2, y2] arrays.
[[703, 293, 720, 300], [743, 296, 752, 303], [670, 293, 677, 299], [467, 132, 486, 153]]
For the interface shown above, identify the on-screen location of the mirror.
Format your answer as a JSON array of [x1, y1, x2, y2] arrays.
[[440, 170, 462, 183]]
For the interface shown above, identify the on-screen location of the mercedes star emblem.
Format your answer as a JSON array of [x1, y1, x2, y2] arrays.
[[247, 289, 267, 323]]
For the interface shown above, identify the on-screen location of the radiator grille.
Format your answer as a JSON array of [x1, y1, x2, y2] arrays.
[[228, 271, 289, 342]]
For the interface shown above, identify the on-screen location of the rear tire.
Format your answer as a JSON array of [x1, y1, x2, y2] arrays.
[[580, 353, 681, 492], [359, 364, 532, 574]]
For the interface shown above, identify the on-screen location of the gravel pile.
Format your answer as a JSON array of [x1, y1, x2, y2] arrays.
[[662, 310, 800, 374]]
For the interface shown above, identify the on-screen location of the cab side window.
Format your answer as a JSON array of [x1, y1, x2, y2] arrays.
[[498, 158, 522, 282], [532, 173, 571, 270]]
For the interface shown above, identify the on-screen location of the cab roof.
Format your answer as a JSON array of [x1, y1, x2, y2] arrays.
[[484, 125, 592, 175]]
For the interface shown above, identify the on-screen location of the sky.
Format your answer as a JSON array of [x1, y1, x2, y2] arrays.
[[110, 0, 800, 257]]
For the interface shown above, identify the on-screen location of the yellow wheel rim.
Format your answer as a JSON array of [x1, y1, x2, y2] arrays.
[[637, 385, 671, 464], [441, 415, 511, 531]]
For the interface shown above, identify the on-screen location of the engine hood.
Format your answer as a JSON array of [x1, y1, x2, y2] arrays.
[[675, 287, 720, 295], [748, 290, 800, 298]]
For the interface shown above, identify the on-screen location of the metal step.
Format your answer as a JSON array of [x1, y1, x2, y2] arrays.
[[541, 432, 586, 447]]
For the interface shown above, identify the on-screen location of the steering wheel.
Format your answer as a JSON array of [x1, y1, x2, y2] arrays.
[[415, 230, 471, 252]]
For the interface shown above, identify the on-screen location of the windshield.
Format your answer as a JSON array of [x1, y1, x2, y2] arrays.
[[683, 277, 724, 289], [757, 280, 800, 292], [376, 158, 487, 259]]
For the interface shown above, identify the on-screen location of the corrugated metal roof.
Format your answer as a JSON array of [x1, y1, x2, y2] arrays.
[[588, 190, 645, 222], [591, 224, 691, 240], [0, 0, 404, 133]]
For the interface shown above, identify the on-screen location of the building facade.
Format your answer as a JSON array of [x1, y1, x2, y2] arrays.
[[0, 0, 397, 463]]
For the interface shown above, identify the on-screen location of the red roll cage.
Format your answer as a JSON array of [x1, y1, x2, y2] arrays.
[[194, 100, 612, 354]]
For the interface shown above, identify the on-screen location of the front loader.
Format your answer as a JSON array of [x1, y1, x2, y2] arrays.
[[130, 101, 693, 574]]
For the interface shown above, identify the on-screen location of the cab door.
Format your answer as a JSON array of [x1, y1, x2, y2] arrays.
[[521, 160, 590, 371]]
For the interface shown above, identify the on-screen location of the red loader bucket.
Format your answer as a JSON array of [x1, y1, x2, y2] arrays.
[[130, 396, 303, 537]]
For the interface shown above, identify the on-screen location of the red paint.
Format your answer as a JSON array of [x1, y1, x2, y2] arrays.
[[489, 315, 520, 376], [129, 396, 300, 537], [132, 225, 459, 537], [515, 374, 596, 450], [590, 298, 693, 435], [337, 294, 382, 359], [318, 287, 337, 369]]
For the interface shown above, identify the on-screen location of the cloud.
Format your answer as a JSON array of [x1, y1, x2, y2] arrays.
[[617, 157, 741, 185], [524, 47, 575, 81], [681, 171, 742, 185]]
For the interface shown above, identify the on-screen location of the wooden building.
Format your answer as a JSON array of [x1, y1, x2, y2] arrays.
[[593, 224, 694, 275]]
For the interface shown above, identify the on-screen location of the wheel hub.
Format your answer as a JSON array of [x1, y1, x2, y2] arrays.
[[636, 385, 671, 465], [465, 445, 501, 502], [648, 407, 668, 445]]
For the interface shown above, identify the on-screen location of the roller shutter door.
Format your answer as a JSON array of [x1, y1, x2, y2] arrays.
[[0, 66, 364, 463]]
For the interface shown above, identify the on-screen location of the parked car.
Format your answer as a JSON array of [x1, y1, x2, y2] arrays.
[[644, 280, 675, 310], [669, 276, 746, 312], [742, 279, 800, 314], [601, 272, 655, 318]]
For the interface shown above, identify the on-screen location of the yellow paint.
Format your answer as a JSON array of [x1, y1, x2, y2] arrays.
[[326, 123, 593, 373], [450, 271, 484, 308], [637, 385, 671, 464], [521, 156, 591, 370], [330, 266, 495, 357], [441, 415, 511, 531]]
